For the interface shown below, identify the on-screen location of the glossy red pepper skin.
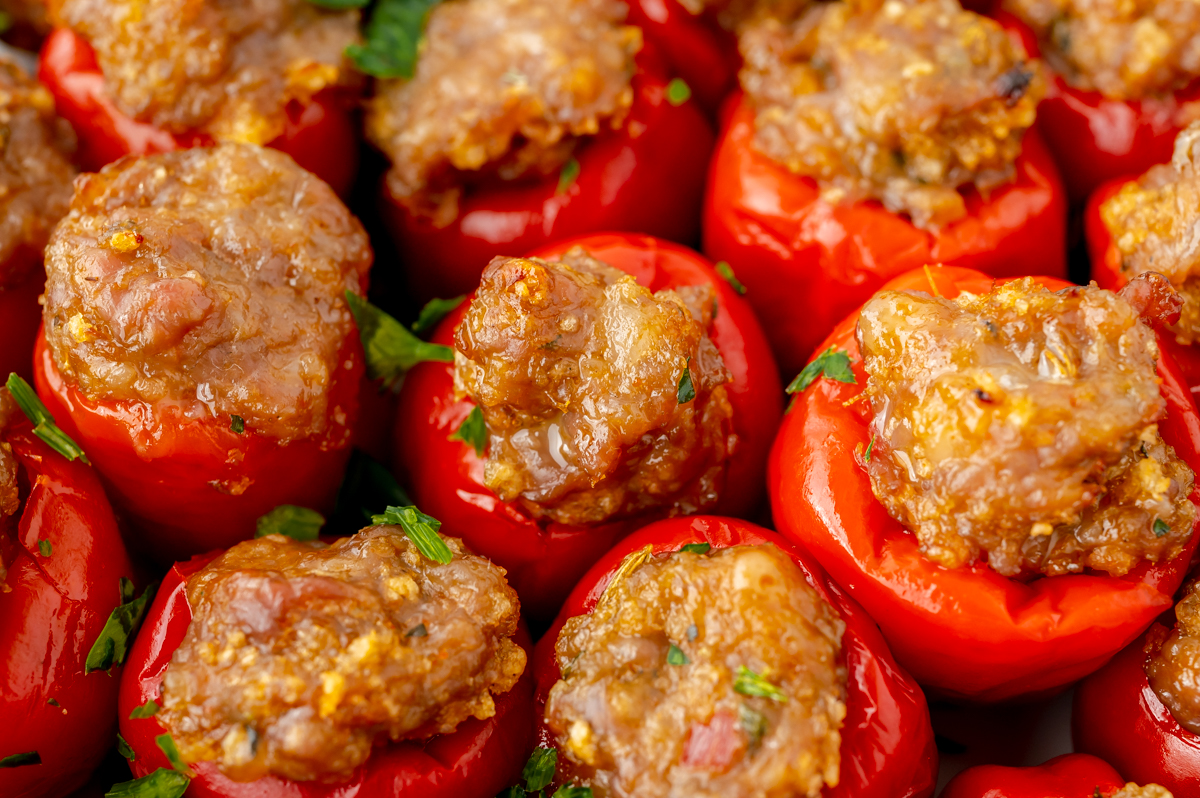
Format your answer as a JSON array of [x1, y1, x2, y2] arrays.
[[702, 91, 1068, 379], [1085, 178, 1200, 390], [0, 423, 136, 798], [624, 0, 740, 115], [530, 515, 938, 798], [36, 28, 360, 197], [32, 328, 364, 563], [770, 265, 1200, 703], [941, 754, 1131, 798], [118, 553, 536, 798], [996, 11, 1200, 202], [392, 233, 782, 624], [1074, 625, 1200, 794], [0, 265, 44, 383], [380, 42, 716, 303]]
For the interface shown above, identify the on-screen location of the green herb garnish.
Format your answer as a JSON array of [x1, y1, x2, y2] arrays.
[[230, 415, 245, 434], [346, 292, 454, 389], [47, 698, 59, 707], [733, 665, 787, 703], [0, 752, 40, 768], [372, 505, 453, 564], [552, 788, 593, 798], [413, 295, 467, 336], [255, 505, 325, 542], [104, 768, 189, 798], [665, 78, 691, 106], [116, 733, 136, 762], [1154, 518, 1171, 538], [738, 703, 767, 749], [449, 405, 487, 456], [86, 578, 155, 674], [129, 699, 160, 719], [677, 359, 696, 404], [864, 434, 875, 463], [667, 644, 690, 666], [715, 261, 747, 295], [557, 158, 581, 195], [155, 734, 190, 775], [346, 0, 441, 79], [522, 747, 558, 792], [406, 623, 428, 638], [679, 542, 710, 555], [786, 347, 857, 394], [37, 539, 52, 557], [6, 374, 89, 463]]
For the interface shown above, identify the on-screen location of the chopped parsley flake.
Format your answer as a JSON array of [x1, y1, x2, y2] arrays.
[[346, 292, 454, 390], [37, 539, 52, 557], [666, 78, 691, 106], [786, 347, 857, 394], [255, 505, 325, 542], [667, 643, 690, 666], [129, 699, 160, 719], [449, 405, 487, 456], [522, 747, 558, 792], [345, 0, 441, 79], [86, 578, 155, 674], [230, 415, 245, 434], [413, 295, 467, 336], [0, 751, 40, 768], [557, 158, 581, 195], [679, 542, 711, 555], [1154, 518, 1171, 537], [733, 665, 787, 703], [715, 261, 747, 295], [677, 359, 696, 404], [116, 733, 136, 762], [104, 768, 189, 798]]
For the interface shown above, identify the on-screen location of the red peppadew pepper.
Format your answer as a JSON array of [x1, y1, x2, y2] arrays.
[[529, 515, 938, 798], [1074, 625, 1200, 795], [942, 754, 1142, 798], [996, 11, 1200, 202], [392, 233, 782, 623], [0, 413, 138, 798], [32, 329, 364, 564], [624, 0, 740, 115], [769, 265, 1200, 702], [116, 553, 536, 798], [36, 28, 360, 196], [380, 42, 715, 303], [702, 92, 1068, 378], [1085, 178, 1200, 390]]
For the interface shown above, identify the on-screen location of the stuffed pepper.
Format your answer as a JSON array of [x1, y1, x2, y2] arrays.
[[116, 517, 534, 798], [34, 144, 372, 563], [1088, 121, 1200, 389], [943, 755, 1171, 798], [997, 0, 1200, 200], [367, 0, 714, 302], [394, 233, 781, 623], [524, 515, 937, 798], [0, 383, 141, 798], [0, 58, 75, 383], [1074, 575, 1200, 795], [770, 265, 1200, 702], [36, 0, 362, 195], [703, 0, 1067, 377]]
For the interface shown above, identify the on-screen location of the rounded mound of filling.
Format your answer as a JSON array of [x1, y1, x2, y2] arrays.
[[365, 0, 639, 225], [453, 248, 736, 526], [46, 0, 361, 144], [157, 526, 526, 783], [42, 144, 372, 442], [858, 275, 1196, 576], [0, 59, 76, 287], [1103, 122, 1200, 345], [1147, 577, 1200, 736], [739, 0, 1043, 230], [545, 544, 846, 798], [1003, 0, 1200, 100]]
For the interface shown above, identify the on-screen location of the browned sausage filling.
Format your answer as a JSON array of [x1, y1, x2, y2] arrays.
[[453, 249, 736, 527], [156, 526, 526, 783], [0, 59, 75, 287], [1107, 786, 1176, 798], [1103, 122, 1200, 345], [1003, 0, 1200, 99], [1147, 579, 1200, 735], [46, 0, 361, 144], [858, 275, 1196, 576], [41, 144, 372, 443], [365, 0, 639, 225], [544, 544, 847, 798], [739, 0, 1043, 230]]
